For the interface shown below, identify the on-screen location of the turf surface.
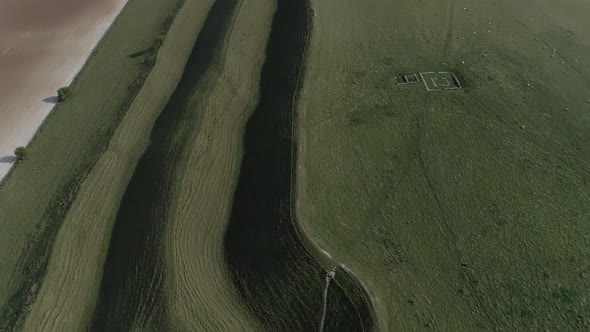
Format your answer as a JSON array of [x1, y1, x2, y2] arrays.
[[0, 0, 183, 328], [2, 0, 588, 330], [224, 0, 373, 330], [298, 0, 590, 330], [91, 0, 238, 328]]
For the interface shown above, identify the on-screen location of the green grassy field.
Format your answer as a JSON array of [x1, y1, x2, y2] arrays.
[[0, 0, 185, 328], [19, 0, 222, 328], [299, 0, 590, 330], [2, 0, 589, 330], [3, 0, 363, 330]]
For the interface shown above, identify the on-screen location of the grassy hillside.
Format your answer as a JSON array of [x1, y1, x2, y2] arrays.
[[86, 0, 372, 329], [19, 0, 218, 329], [0, 0, 185, 328], [90, 0, 256, 329], [224, 0, 374, 330], [299, 0, 590, 330], [3, 0, 588, 330], [1, 0, 373, 329]]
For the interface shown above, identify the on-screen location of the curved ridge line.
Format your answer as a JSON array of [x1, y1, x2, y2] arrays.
[[288, 0, 381, 330]]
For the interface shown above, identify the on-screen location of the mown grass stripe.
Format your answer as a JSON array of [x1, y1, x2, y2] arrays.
[[91, 0, 239, 329], [0, 0, 184, 329]]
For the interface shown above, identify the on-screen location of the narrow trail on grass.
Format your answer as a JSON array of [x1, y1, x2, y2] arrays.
[[223, 0, 376, 330], [442, 0, 457, 56], [90, 0, 236, 329], [318, 268, 336, 332], [416, 149, 498, 329]]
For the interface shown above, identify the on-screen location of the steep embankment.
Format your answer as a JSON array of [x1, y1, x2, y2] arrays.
[[223, 0, 376, 330], [90, 0, 235, 327], [3, 0, 377, 329], [19, 0, 215, 330], [160, 0, 274, 329], [0, 0, 129, 180], [91, 0, 271, 329], [0, 0, 184, 329]]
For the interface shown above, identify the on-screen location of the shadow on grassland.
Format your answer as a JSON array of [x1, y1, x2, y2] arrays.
[[0, 1, 185, 329], [90, 0, 237, 330], [223, 0, 375, 330]]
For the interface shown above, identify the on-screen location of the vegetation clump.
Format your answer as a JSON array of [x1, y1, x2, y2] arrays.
[[57, 87, 71, 102], [14, 146, 27, 162]]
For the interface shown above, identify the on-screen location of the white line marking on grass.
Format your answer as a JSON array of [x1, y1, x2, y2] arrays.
[[318, 267, 337, 332], [319, 247, 333, 259]]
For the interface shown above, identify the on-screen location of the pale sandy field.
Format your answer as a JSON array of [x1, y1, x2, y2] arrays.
[[0, 0, 128, 180]]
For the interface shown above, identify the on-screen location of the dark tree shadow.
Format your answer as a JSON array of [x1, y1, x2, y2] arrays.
[[129, 47, 155, 58], [43, 96, 58, 104], [0, 156, 16, 163]]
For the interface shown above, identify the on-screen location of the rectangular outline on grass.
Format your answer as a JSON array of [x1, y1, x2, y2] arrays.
[[438, 71, 462, 90], [419, 72, 436, 91], [395, 73, 419, 85], [419, 71, 462, 91], [432, 77, 451, 88], [404, 74, 418, 83]]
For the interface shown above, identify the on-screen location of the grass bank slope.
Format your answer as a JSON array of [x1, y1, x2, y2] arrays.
[[16, 0, 215, 330], [0, 0, 128, 180], [224, 0, 374, 330], [160, 0, 273, 329], [0, 0, 183, 329], [90, 0, 265, 329], [299, 0, 590, 330]]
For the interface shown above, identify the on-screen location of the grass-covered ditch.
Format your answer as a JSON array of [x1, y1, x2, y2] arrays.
[[223, 0, 375, 330], [91, 0, 237, 329]]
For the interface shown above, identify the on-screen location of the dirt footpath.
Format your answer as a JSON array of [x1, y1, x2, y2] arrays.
[[0, 0, 128, 180]]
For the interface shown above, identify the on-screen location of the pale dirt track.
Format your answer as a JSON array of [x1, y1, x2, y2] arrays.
[[21, 0, 215, 329], [22, 0, 275, 330], [0, 0, 128, 180]]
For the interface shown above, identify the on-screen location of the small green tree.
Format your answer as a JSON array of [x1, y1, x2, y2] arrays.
[[15, 146, 27, 162], [57, 87, 71, 102]]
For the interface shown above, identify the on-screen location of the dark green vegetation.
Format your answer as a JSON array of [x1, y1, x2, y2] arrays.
[[57, 87, 71, 102], [0, 0, 374, 329], [224, 0, 374, 330], [91, 0, 237, 329], [4, 0, 588, 330], [90, 0, 375, 329], [299, 0, 590, 330], [14, 147, 27, 162], [0, 0, 183, 328]]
